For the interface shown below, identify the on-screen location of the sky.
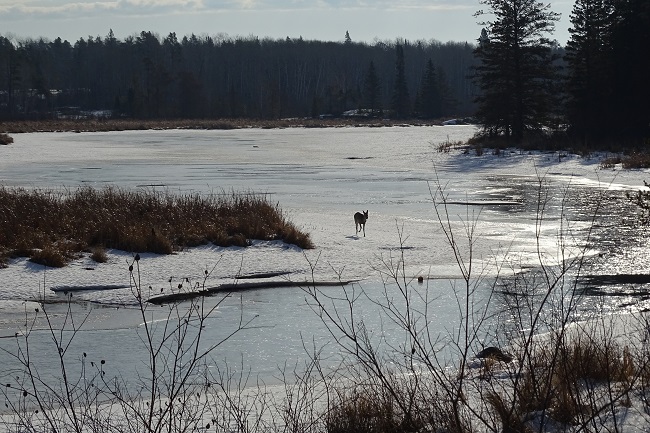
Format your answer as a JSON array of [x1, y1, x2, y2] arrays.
[[0, 1, 575, 46]]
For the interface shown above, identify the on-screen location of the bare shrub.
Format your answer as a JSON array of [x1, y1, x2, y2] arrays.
[[1, 255, 254, 433], [4, 172, 648, 433], [302, 174, 650, 433]]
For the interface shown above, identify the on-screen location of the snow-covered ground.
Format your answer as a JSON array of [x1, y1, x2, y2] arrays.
[[2, 126, 650, 431]]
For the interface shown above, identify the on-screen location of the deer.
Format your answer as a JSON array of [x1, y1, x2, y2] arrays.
[[354, 210, 368, 237]]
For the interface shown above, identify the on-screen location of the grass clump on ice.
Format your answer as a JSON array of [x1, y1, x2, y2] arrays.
[[0, 133, 13, 145], [0, 186, 313, 267]]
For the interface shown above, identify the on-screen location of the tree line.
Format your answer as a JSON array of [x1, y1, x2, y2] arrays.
[[473, 0, 650, 145], [0, 31, 477, 121], [1, 0, 648, 147]]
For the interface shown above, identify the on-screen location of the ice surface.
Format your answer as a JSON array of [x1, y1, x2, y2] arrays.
[[1, 126, 649, 391]]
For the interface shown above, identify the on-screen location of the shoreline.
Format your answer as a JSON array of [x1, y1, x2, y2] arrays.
[[0, 117, 463, 134]]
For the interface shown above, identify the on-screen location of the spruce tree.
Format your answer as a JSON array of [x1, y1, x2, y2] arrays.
[[390, 44, 411, 119], [608, 0, 650, 139], [473, 0, 560, 142], [415, 59, 441, 119], [564, 0, 612, 144], [362, 61, 382, 116]]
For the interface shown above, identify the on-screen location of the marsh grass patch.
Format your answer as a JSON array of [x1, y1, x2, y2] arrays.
[[0, 133, 13, 145], [498, 335, 641, 427], [0, 186, 313, 267]]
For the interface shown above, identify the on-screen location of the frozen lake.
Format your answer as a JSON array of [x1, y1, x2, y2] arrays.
[[1, 125, 649, 388]]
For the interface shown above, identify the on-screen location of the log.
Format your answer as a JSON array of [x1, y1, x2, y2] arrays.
[[147, 280, 358, 305]]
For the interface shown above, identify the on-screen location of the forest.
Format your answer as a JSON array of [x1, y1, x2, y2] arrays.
[[0, 31, 477, 121], [0, 0, 648, 147]]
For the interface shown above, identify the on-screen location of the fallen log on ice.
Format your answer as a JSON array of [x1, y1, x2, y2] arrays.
[[51, 284, 130, 293], [146, 280, 359, 305]]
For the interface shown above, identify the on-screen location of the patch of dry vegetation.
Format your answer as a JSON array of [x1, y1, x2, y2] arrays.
[[0, 117, 444, 134], [601, 153, 650, 170], [0, 133, 13, 145], [435, 139, 465, 153], [621, 152, 650, 169], [0, 186, 313, 267], [504, 336, 640, 427]]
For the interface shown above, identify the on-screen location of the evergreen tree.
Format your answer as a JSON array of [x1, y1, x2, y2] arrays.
[[415, 59, 441, 119], [564, 0, 612, 144], [361, 60, 382, 116], [608, 0, 650, 139], [391, 44, 410, 118], [0, 34, 477, 121], [473, 0, 560, 142], [436, 66, 456, 116]]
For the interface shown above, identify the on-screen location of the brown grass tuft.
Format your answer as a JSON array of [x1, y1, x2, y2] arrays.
[[29, 245, 68, 268], [485, 392, 531, 433], [90, 246, 108, 263], [621, 152, 650, 169], [277, 225, 315, 249], [600, 155, 622, 169], [326, 391, 414, 433], [509, 337, 637, 426], [0, 133, 13, 145]]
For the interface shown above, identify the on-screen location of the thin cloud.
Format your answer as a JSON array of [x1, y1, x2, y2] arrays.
[[0, 0, 474, 18], [0, 0, 203, 18]]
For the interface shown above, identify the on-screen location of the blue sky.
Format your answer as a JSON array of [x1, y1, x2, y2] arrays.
[[0, 1, 574, 45]]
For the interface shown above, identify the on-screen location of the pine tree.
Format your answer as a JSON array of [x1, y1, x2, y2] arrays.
[[391, 44, 411, 119], [565, 0, 650, 142], [415, 59, 441, 119], [564, 0, 612, 144], [473, 0, 560, 142], [361, 61, 382, 116], [608, 0, 650, 139], [436, 66, 456, 116]]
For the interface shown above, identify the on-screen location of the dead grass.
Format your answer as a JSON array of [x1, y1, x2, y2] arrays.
[[326, 391, 423, 433], [485, 392, 531, 433], [621, 152, 650, 169], [600, 155, 622, 169], [601, 152, 650, 170], [90, 246, 108, 263], [502, 337, 638, 427], [0, 133, 13, 145], [0, 186, 314, 267], [435, 139, 464, 153], [0, 118, 445, 134]]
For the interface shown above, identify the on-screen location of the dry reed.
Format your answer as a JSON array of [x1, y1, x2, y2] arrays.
[[0, 117, 444, 134], [0, 186, 313, 267]]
